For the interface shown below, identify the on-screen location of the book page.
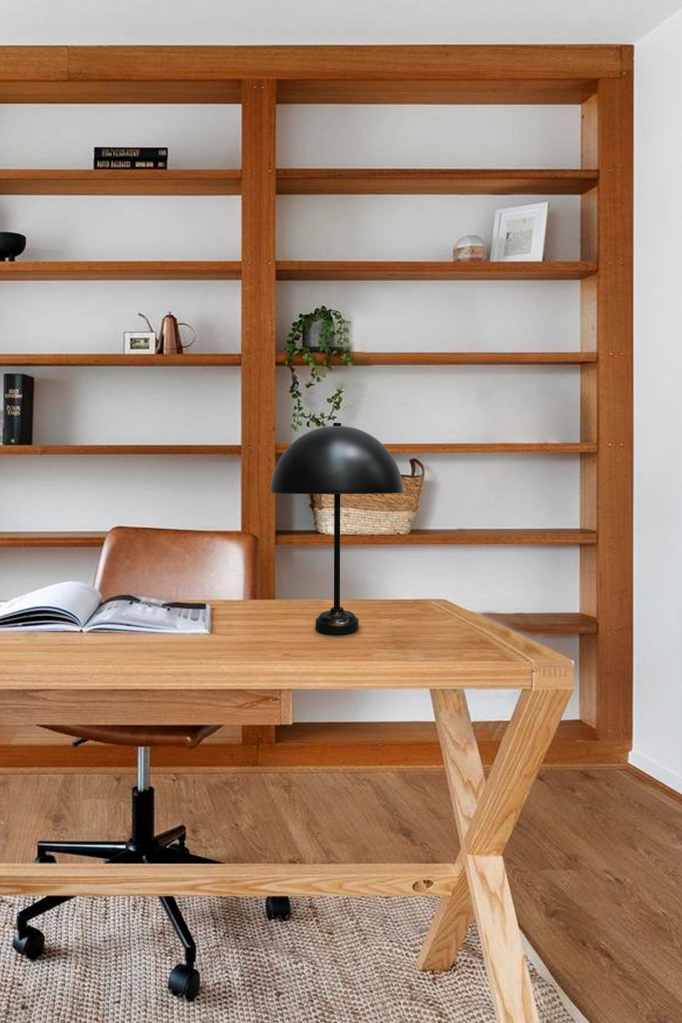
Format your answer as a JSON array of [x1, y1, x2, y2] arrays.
[[0, 581, 101, 628], [85, 596, 210, 633]]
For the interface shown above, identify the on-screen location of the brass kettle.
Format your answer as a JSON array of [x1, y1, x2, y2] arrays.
[[138, 312, 197, 355]]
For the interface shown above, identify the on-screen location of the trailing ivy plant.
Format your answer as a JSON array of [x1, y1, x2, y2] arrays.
[[285, 306, 352, 431]]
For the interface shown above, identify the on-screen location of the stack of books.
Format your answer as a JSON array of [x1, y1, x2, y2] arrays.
[[93, 147, 168, 169]]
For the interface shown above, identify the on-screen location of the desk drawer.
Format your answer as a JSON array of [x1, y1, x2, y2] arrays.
[[0, 689, 293, 726]]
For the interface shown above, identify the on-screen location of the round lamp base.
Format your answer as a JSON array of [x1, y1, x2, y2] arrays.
[[315, 607, 359, 636]]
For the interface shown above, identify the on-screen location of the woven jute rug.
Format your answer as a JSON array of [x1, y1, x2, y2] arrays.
[[0, 894, 573, 1022]]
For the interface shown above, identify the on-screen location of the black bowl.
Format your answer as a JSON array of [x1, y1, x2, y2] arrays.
[[0, 233, 26, 262]]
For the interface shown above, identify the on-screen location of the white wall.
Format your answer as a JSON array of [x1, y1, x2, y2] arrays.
[[1, 100, 583, 724], [632, 10, 682, 792]]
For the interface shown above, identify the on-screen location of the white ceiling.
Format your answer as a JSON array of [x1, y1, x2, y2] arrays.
[[1, 0, 681, 46]]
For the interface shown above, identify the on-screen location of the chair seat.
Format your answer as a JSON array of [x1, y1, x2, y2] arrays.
[[42, 725, 221, 748]]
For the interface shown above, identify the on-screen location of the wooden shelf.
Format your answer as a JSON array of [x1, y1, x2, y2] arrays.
[[0, 261, 593, 283], [0, 261, 241, 281], [0, 169, 242, 195], [276, 351, 597, 366], [275, 443, 596, 455], [276, 261, 596, 281], [0, 80, 598, 107], [0, 353, 241, 366], [0, 168, 597, 197], [0, 532, 105, 548], [276, 529, 597, 546], [486, 612, 597, 634], [277, 169, 598, 195], [0, 444, 240, 455]]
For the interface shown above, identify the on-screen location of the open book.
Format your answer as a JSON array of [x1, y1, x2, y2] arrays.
[[0, 581, 211, 634]]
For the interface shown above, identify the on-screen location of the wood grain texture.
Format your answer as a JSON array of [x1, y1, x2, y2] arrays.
[[0, 445, 240, 456], [0, 532, 105, 548], [0, 353, 241, 366], [0, 47, 67, 81], [64, 45, 626, 82], [464, 690, 571, 854], [276, 169, 598, 195], [418, 690, 481, 970], [580, 73, 634, 743], [276, 351, 598, 365], [0, 861, 459, 897], [277, 529, 597, 546], [466, 854, 539, 1023], [0, 600, 573, 695], [0, 688, 290, 726], [276, 260, 596, 281], [416, 863, 471, 971], [0, 169, 241, 195], [241, 80, 277, 599], [0, 261, 240, 281], [487, 612, 597, 635], [0, 767, 677, 1023], [276, 442, 596, 456], [0, 81, 242, 103], [277, 79, 598, 105]]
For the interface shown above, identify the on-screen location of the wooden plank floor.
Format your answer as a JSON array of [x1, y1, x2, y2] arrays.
[[0, 767, 679, 1023]]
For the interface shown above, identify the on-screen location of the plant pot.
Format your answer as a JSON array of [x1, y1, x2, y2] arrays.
[[0, 233, 26, 262], [302, 315, 334, 352]]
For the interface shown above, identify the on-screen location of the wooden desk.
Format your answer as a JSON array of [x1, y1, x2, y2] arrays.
[[0, 599, 572, 1023]]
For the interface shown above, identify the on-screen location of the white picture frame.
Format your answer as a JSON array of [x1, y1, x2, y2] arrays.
[[123, 330, 157, 354], [490, 202, 548, 262]]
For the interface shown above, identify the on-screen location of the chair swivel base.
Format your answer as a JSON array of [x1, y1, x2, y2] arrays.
[[12, 785, 292, 1002]]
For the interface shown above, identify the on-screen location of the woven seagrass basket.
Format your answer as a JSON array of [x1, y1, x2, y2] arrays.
[[310, 458, 425, 535]]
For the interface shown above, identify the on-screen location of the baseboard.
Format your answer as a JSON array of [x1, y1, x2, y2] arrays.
[[0, 721, 630, 771], [628, 752, 682, 797]]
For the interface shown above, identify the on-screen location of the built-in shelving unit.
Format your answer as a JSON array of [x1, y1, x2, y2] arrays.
[[0, 43, 633, 770]]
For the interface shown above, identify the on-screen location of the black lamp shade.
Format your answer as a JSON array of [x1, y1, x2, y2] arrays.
[[272, 426, 403, 495]]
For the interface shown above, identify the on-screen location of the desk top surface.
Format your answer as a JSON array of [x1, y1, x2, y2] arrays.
[[0, 599, 573, 692]]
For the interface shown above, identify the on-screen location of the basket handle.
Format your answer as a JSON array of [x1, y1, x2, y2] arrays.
[[409, 458, 425, 478]]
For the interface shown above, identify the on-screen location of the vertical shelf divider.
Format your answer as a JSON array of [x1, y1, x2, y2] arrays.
[[241, 79, 278, 599], [579, 56, 634, 743]]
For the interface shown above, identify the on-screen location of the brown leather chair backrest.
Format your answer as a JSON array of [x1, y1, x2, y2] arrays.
[[95, 527, 257, 602]]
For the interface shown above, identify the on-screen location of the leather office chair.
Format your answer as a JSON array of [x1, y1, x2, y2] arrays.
[[12, 526, 291, 1003]]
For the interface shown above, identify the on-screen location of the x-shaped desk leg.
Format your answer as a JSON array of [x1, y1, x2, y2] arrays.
[[418, 686, 570, 1023]]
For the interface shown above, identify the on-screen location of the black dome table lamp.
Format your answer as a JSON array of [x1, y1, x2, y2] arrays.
[[272, 425, 403, 635]]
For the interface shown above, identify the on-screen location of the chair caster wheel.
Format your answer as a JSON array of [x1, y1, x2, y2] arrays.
[[35, 853, 56, 864], [13, 926, 45, 961], [266, 896, 291, 921], [168, 963, 200, 1001]]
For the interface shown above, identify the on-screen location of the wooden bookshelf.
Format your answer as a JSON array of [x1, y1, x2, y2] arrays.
[[0, 532, 105, 548], [0, 445, 240, 456], [487, 612, 597, 635], [275, 442, 596, 456], [0, 261, 240, 281], [277, 351, 597, 365], [0, 354, 241, 366], [0, 169, 242, 195], [277, 529, 597, 546], [277, 168, 599, 195], [0, 44, 632, 771], [276, 260, 596, 282], [0, 167, 597, 196]]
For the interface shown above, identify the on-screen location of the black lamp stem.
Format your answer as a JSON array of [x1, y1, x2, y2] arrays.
[[333, 492, 341, 612]]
